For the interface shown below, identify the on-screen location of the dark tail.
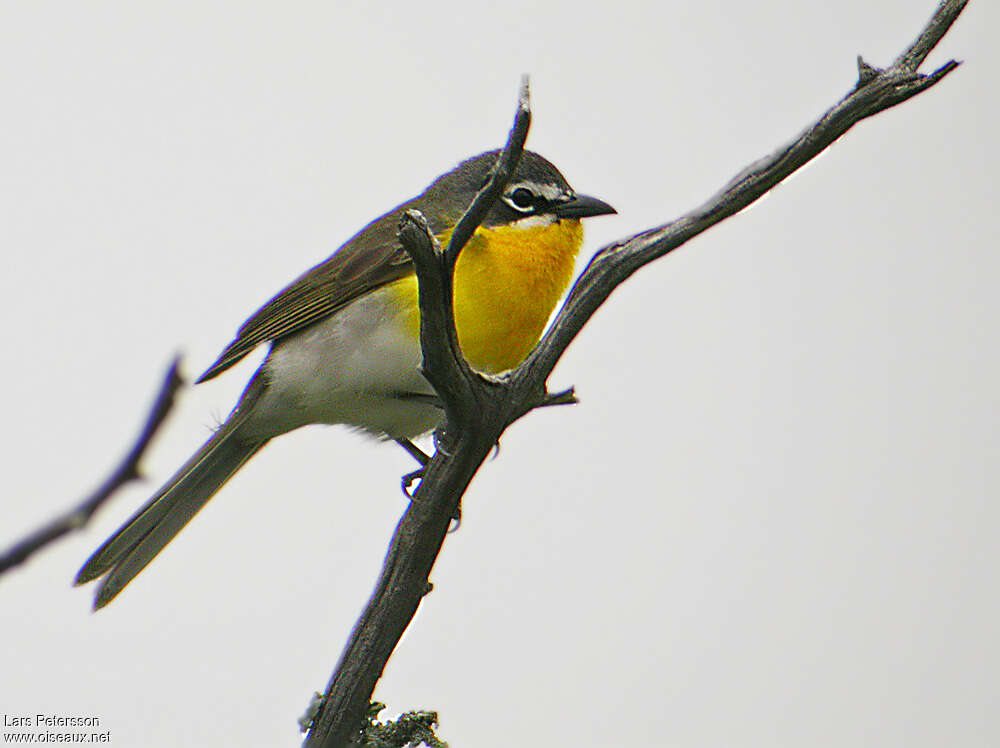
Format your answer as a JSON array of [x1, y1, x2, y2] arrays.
[[76, 422, 265, 609]]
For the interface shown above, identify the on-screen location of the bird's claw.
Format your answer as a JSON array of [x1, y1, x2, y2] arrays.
[[401, 467, 425, 498]]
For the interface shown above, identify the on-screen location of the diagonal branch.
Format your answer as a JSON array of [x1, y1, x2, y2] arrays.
[[515, 3, 963, 388], [0, 358, 183, 576], [305, 2, 967, 745], [894, 0, 968, 71]]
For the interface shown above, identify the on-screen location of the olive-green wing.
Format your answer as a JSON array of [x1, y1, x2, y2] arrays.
[[196, 207, 418, 383]]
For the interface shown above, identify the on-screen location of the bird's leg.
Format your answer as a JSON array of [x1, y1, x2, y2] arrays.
[[395, 437, 461, 526], [391, 391, 445, 496], [395, 437, 430, 467]]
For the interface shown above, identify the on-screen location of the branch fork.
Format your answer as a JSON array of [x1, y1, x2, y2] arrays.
[[304, 3, 968, 743]]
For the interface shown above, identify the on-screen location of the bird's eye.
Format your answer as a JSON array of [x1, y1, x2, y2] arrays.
[[509, 187, 536, 211]]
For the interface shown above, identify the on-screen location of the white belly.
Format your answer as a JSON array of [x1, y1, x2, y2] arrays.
[[242, 286, 440, 440]]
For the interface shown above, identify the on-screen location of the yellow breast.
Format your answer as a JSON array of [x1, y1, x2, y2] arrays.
[[389, 218, 584, 373]]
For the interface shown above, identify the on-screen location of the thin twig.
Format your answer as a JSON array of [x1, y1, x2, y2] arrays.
[[0, 358, 183, 576], [444, 75, 532, 270], [894, 0, 968, 71]]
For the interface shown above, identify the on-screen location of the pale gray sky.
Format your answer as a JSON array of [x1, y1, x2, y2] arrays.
[[2, 1, 996, 746]]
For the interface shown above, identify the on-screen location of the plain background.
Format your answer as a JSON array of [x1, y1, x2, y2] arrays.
[[2, 1, 996, 746]]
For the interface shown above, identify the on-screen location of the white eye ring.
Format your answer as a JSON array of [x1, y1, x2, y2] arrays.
[[505, 186, 537, 212]]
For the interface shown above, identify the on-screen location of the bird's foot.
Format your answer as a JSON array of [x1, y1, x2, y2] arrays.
[[401, 466, 425, 497]]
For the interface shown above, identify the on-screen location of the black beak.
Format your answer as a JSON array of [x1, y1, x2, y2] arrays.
[[552, 193, 617, 219]]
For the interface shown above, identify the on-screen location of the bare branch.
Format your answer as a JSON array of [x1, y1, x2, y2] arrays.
[[305, 3, 967, 744], [303, 83, 533, 748], [302, 422, 494, 748], [397, 211, 468, 404], [404, 77, 532, 428], [444, 75, 532, 270], [0, 358, 183, 576], [893, 0, 968, 71], [516, 17, 962, 387], [537, 386, 578, 408]]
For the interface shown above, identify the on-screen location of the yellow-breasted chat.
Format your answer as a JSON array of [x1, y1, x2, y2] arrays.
[[76, 149, 615, 608]]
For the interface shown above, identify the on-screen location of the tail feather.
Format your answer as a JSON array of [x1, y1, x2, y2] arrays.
[[76, 425, 265, 609]]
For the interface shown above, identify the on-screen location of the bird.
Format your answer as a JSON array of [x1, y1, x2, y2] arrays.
[[75, 149, 615, 608]]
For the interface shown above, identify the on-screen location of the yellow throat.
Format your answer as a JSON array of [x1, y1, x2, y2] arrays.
[[390, 218, 584, 373]]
